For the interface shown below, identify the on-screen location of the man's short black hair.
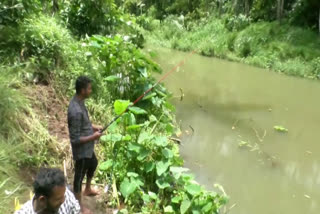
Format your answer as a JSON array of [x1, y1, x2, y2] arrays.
[[75, 76, 91, 94], [33, 168, 66, 198]]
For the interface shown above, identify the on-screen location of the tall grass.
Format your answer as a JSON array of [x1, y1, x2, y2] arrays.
[[146, 17, 320, 79], [0, 69, 64, 213]]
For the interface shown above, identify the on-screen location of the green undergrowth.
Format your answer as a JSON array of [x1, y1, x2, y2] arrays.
[[0, 69, 64, 213], [95, 100, 228, 213], [146, 16, 320, 79], [1, 12, 227, 213]]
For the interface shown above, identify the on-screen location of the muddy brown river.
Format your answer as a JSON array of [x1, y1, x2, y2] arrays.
[[152, 47, 320, 214]]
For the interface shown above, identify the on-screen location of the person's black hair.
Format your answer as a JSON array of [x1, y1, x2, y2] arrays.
[[75, 76, 91, 94], [33, 168, 66, 198]]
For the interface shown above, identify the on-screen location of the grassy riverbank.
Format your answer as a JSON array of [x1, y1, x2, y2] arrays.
[[146, 17, 320, 79], [1, 1, 227, 213]]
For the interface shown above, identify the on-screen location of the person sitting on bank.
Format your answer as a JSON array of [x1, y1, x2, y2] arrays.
[[15, 168, 80, 214], [68, 76, 105, 214]]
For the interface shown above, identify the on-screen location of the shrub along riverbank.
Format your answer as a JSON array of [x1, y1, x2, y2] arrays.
[[146, 16, 320, 79], [0, 1, 227, 213]]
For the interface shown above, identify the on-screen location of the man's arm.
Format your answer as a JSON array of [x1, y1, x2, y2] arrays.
[[70, 112, 101, 145]]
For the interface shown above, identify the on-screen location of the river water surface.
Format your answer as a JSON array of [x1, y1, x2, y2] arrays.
[[152, 47, 320, 214]]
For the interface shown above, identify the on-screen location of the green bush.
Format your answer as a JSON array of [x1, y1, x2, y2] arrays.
[[96, 100, 228, 213], [60, 0, 119, 37]]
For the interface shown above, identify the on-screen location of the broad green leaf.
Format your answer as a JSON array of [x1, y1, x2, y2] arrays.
[[170, 167, 189, 179], [185, 183, 202, 196], [162, 148, 173, 159], [132, 177, 144, 187], [126, 124, 143, 130], [105, 75, 120, 82], [105, 133, 123, 142], [164, 205, 174, 213], [166, 123, 174, 134], [192, 210, 201, 214], [181, 173, 195, 182], [201, 202, 213, 212], [137, 148, 149, 161], [180, 199, 191, 214], [138, 131, 152, 144], [151, 96, 163, 107], [148, 191, 157, 200], [156, 178, 170, 189], [100, 135, 108, 143], [128, 143, 142, 153], [172, 195, 182, 203], [138, 67, 148, 77], [99, 160, 112, 171], [156, 160, 170, 176], [129, 106, 147, 115], [122, 135, 132, 141], [274, 125, 288, 133], [144, 162, 155, 173], [143, 92, 157, 100], [114, 100, 131, 115], [127, 172, 138, 177], [149, 115, 157, 122], [154, 136, 168, 147], [89, 41, 101, 48], [120, 178, 136, 198], [142, 194, 150, 203]]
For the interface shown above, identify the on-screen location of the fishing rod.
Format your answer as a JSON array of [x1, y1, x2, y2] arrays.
[[100, 49, 197, 133]]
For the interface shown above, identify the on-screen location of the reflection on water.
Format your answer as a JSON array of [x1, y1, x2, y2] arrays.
[[152, 47, 320, 214]]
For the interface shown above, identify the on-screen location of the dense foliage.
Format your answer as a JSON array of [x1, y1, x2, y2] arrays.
[[96, 100, 227, 213], [121, 0, 320, 32], [1, 0, 228, 213]]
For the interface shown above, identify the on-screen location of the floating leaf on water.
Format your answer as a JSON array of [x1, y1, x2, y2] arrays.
[[274, 125, 288, 133], [304, 194, 311, 199], [238, 141, 249, 148]]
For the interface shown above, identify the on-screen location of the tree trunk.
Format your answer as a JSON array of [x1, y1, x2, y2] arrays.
[[245, 0, 250, 15], [319, 7, 320, 35], [277, 0, 284, 22], [52, 0, 59, 14]]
